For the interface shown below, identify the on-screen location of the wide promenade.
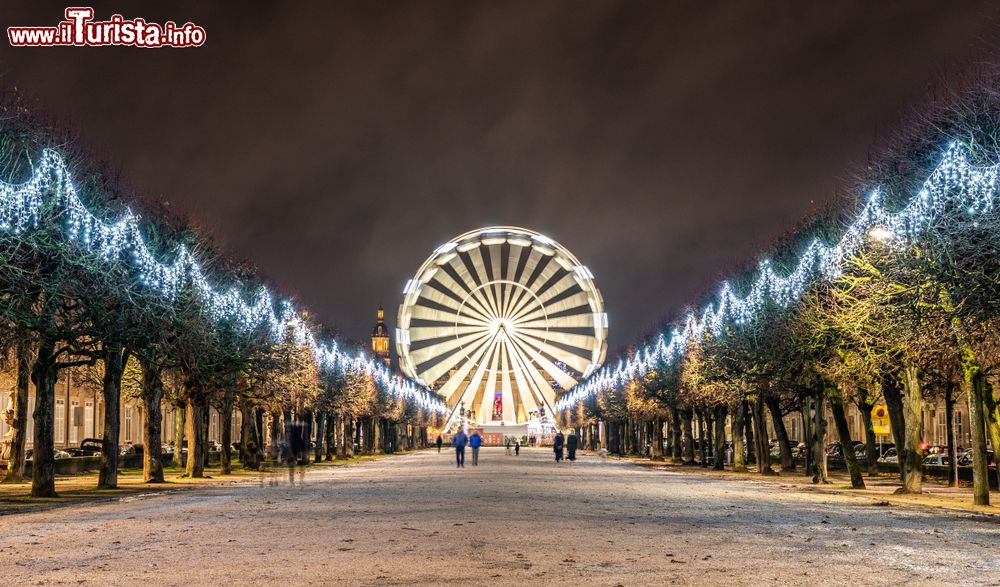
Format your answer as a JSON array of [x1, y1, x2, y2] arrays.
[[1, 448, 996, 585]]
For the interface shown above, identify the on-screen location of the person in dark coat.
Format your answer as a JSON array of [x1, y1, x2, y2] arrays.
[[436, 435, 443, 453], [566, 431, 579, 461], [514, 440, 520, 456], [553, 431, 565, 462], [453, 429, 468, 468]]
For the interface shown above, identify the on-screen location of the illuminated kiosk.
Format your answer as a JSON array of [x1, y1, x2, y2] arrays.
[[396, 226, 607, 437]]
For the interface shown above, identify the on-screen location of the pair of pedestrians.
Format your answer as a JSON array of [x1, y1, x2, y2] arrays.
[[452, 429, 483, 468], [553, 430, 578, 462]]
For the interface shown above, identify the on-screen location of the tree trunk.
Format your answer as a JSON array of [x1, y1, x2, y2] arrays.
[[855, 393, 879, 477], [670, 407, 682, 463], [220, 389, 234, 475], [184, 397, 207, 478], [98, 343, 127, 489], [172, 404, 185, 468], [704, 410, 714, 468], [713, 406, 726, 470], [30, 339, 58, 498], [343, 415, 355, 458], [680, 409, 695, 465], [732, 401, 747, 473], [324, 411, 335, 461], [139, 357, 165, 483], [698, 411, 709, 467], [882, 374, 907, 482], [750, 395, 774, 475], [983, 380, 1000, 487], [314, 410, 326, 463], [240, 399, 262, 470], [944, 381, 958, 488], [963, 371, 990, 505], [898, 362, 923, 494], [765, 396, 794, 472], [2, 343, 31, 483], [829, 389, 864, 489], [810, 392, 828, 484]]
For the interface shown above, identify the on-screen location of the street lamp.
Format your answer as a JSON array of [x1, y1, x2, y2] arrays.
[[868, 226, 894, 243]]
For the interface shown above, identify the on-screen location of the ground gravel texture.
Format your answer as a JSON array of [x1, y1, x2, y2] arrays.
[[1, 447, 998, 586]]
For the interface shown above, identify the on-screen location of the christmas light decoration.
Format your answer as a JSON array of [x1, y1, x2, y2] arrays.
[[0, 149, 447, 413], [556, 143, 1000, 411]]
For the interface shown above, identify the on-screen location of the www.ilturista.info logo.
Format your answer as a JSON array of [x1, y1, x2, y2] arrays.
[[7, 7, 205, 48]]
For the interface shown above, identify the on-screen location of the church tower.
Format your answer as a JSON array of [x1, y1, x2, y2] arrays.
[[371, 306, 391, 366]]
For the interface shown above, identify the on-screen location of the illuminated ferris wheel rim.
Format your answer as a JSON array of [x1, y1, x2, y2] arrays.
[[395, 226, 608, 425]]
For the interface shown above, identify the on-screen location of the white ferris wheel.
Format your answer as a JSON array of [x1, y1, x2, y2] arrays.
[[396, 226, 607, 430]]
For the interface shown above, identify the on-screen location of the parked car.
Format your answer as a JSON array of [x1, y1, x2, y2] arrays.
[[119, 443, 144, 456], [878, 447, 899, 463], [923, 454, 951, 466], [855, 443, 894, 461], [957, 449, 996, 469], [66, 438, 103, 457], [826, 441, 864, 459], [207, 440, 223, 452], [24, 448, 72, 461]]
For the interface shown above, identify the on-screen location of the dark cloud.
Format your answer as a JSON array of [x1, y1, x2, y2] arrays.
[[2, 1, 997, 353]]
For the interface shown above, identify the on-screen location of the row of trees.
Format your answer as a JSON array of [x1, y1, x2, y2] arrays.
[[561, 67, 1000, 505], [0, 99, 441, 497]]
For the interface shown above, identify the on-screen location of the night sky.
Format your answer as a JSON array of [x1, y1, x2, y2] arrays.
[[2, 2, 997, 355]]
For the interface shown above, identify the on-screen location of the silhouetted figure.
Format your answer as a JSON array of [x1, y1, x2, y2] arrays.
[[554, 431, 565, 462], [436, 435, 443, 453], [567, 431, 578, 461], [453, 429, 468, 468], [515, 441, 520, 456]]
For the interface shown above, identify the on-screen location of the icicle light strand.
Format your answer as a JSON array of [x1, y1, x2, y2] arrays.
[[0, 149, 446, 413], [556, 143, 999, 411]]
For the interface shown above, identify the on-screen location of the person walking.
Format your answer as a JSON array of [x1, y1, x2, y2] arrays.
[[436, 435, 443, 453], [514, 440, 520, 456], [453, 429, 468, 468], [567, 430, 578, 461], [505, 438, 512, 455], [469, 429, 483, 466], [553, 430, 565, 462]]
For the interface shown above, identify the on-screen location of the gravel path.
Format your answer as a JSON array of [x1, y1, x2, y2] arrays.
[[1, 447, 997, 586]]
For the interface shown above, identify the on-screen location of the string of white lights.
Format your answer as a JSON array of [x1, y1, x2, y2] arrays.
[[555, 143, 1000, 411], [0, 149, 447, 413]]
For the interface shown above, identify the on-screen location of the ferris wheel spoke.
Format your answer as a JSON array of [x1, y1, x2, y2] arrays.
[[508, 340, 559, 412], [487, 245, 505, 322], [506, 337, 539, 417], [408, 329, 490, 366], [477, 338, 503, 422], [535, 273, 579, 305], [442, 256, 496, 320], [435, 266, 490, 323], [436, 333, 497, 406], [411, 304, 488, 327], [506, 248, 548, 314], [409, 323, 484, 343], [506, 332, 581, 389], [419, 284, 491, 324], [513, 290, 591, 324], [419, 331, 492, 388], [444, 252, 496, 319], [516, 313, 594, 329], [511, 329, 592, 374], [455, 335, 500, 414], [465, 247, 503, 318], [515, 326, 596, 355], [498, 340, 516, 421]]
